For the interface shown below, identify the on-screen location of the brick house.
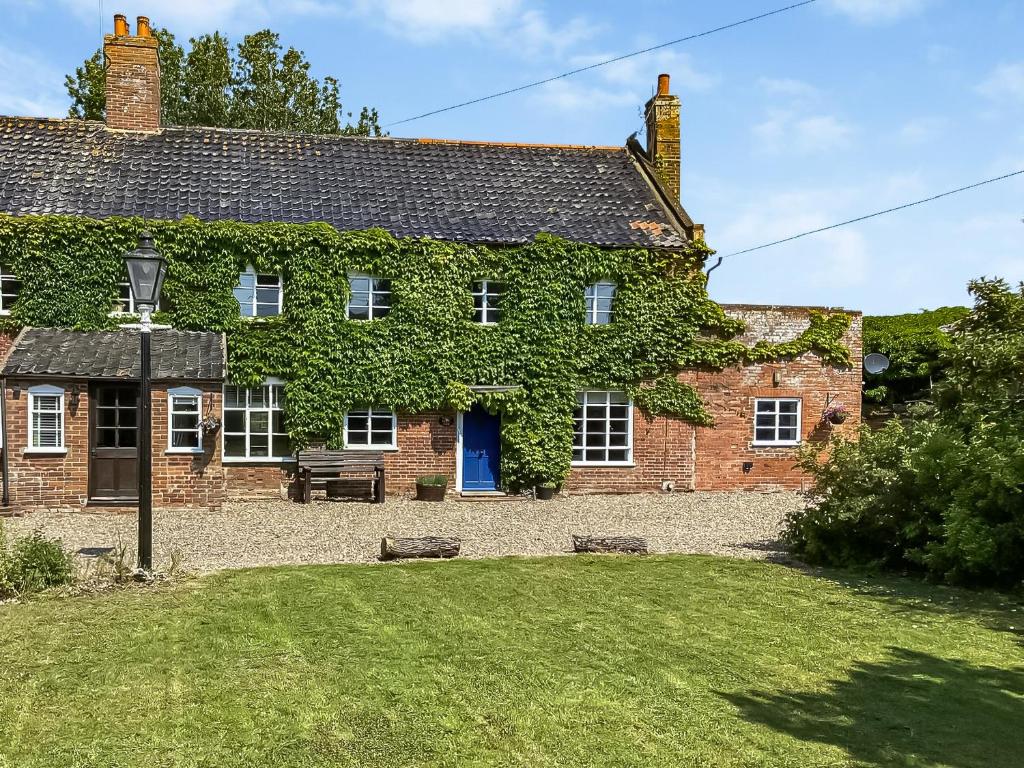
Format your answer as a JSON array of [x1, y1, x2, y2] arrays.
[[0, 16, 861, 512]]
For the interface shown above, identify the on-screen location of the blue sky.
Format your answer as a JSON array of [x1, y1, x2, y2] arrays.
[[0, 0, 1021, 315]]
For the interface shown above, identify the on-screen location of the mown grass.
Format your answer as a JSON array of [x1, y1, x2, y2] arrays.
[[1, 555, 1021, 767]]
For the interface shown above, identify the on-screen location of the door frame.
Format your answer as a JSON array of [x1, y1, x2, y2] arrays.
[[88, 382, 140, 503], [455, 407, 503, 494]]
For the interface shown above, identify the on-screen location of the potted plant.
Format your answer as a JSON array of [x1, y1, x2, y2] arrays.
[[823, 403, 848, 425], [415, 474, 448, 502], [534, 481, 557, 501]]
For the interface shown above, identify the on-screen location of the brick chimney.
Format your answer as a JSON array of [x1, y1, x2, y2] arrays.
[[104, 14, 161, 132], [644, 73, 681, 202]]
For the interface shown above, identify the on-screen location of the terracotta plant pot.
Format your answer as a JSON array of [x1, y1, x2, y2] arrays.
[[415, 483, 447, 502]]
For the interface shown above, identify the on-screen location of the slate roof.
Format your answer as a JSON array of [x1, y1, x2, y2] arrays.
[[1, 328, 225, 381], [0, 117, 691, 249]]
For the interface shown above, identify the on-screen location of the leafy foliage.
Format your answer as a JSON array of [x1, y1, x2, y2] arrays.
[[0, 524, 74, 598], [862, 306, 968, 403], [65, 28, 382, 136], [0, 214, 851, 490], [788, 279, 1024, 587]]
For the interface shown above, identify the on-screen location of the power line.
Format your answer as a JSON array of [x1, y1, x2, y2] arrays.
[[385, 0, 819, 128], [719, 168, 1024, 260]]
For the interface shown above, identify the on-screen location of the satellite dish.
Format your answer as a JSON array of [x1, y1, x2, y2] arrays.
[[863, 353, 890, 375]]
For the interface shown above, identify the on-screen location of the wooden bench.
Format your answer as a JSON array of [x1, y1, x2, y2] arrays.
[[296, 450, 386, 504]]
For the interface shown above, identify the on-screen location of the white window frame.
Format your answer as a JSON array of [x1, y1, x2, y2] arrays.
[[471, 280, 504, 324], [346, 273, 392, 320], [752, 397, 802, 446], [343, 408, 398, 450], [233, 265, 283, 318], [584, 281, 616, 325], [222, 379, 292, 462], [0, 263, 21, 316], [113, 278, 136, 315], [26, 385, 66, 454], [167, 386, 204, 454], [571, 390, 633, 466]]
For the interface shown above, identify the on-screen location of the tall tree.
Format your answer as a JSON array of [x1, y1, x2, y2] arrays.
[[65, 28, 382, 136]]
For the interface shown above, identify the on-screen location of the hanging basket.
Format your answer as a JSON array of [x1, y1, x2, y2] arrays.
[[825, 410, 847, 425]]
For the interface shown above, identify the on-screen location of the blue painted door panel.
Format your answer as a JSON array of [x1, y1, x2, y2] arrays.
[[462, 404, 500, 491]]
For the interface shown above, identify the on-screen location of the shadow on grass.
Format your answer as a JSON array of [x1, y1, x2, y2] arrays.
[[808, 569, 1024, 647], [725, 647, 1024, 768]]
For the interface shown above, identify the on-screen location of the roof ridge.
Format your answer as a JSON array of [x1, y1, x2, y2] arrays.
[[0, 115, 627, 152]]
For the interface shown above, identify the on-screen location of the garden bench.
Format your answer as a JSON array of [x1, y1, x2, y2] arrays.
[[296, 449, 386, 504]]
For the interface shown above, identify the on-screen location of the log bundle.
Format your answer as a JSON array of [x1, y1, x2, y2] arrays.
[[571, 535, 648, 554], [380, 536, 461, 560]]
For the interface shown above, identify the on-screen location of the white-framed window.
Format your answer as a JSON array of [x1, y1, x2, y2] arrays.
[[344, 408, 397, 449], [572, 391, 632, 465], [471, 280, 504, 324], [0, 264, 21, 315], [222, 381, 292, 461], [233, 266, 283, 318], [347, 274, 391, 320], [115, 278, 136, 314], [752, 398, 802, 446], [168, 386, 203, 453], [26, 385, 65, 452], [584, 281, 616, 325]]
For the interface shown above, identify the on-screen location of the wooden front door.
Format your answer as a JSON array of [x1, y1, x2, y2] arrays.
[[89, 384, 139, 501]]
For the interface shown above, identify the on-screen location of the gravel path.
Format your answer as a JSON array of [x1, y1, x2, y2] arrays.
[[3, 492, 803, 574]]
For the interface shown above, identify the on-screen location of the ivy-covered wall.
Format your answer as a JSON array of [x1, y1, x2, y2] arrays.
[[0, 214, 852, 490]]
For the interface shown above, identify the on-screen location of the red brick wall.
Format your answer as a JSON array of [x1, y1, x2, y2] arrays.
[[2, 307, 861, 508], [683, 306, 863, 491], [3, 380, 224, 512], [103, 32, 161, 132], [4, 381, 90, 510], [567, 410, 695, 493], [220, 411, 457, 500]]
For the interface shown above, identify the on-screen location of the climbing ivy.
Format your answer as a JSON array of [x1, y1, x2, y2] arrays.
[[0, 214, 852, 489]]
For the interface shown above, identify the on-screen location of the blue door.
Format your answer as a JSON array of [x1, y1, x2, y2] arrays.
[[462, 404, 501, 491]]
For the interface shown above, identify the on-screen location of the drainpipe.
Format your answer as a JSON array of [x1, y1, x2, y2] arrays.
[[1, 376, 9, 507]]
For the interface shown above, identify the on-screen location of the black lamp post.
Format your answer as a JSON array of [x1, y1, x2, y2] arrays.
[[124, 231, 167, 572]]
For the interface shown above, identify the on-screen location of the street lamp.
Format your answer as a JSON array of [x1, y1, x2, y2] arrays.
[[124, 230, 167, 572]]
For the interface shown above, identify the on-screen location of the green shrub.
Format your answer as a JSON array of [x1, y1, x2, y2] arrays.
[[788, 280, 1024, 588], [0, 526, 74, 598], [862, 306, 968, 404]]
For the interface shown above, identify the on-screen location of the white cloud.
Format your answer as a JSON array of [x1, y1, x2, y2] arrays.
[[0, 44, 67, 117], [977, 62, 1024, 102], [752, 111, 856, 154], [757, 77, 819, 100], [533, 49, 717, 114], [826, 0, 930, 24]]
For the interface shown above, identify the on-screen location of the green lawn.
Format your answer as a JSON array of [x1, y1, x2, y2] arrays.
[[1, 556, 1021, 768]]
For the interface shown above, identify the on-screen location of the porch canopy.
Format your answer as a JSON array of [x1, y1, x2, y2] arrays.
[[1, 328, 225, 382]]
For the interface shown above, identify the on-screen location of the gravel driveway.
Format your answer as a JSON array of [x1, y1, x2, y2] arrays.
[[3, 492, 803, 574]]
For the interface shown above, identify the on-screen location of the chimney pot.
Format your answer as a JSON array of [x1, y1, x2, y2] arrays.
[[113, 14, 129, 36], [657, 73, 670, 96], [137, 16, 152, 37]]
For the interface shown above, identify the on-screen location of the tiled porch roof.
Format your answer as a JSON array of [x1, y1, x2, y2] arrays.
[[1, 328, 225, 381]]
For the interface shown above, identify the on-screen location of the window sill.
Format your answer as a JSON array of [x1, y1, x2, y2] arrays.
[[222, 457, 297, 464], [23, 447, 68, 455], [751, 442, 801, 448], [571, 461, 635, 468], [165, 448, 204, 456], [343, 446, 399, 452]]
